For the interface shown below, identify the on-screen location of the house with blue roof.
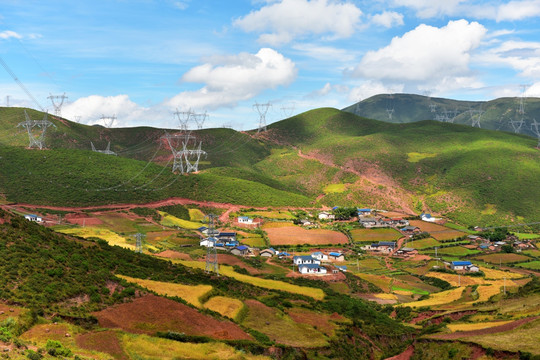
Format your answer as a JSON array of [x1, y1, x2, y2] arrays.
[[311, 251, 328, 261], [328, 252, 345, 261], [24, 214, 43, 223], [231, 245, 250, 256], [450, 260, 472, 270], [298, 263, 327, 274], [335, 265, 347, 272], [357, 208, 372, 216], [293, 255, 320, 265]]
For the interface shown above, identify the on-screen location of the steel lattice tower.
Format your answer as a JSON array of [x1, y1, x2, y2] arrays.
[[100, 114, 117, 128], [193, 111, 208, 130], [91, 141, 117, 155], [161, 132, 207, 174], [531, 120, 540, 148], [253, 102, 271, 132], [469, 109, 484, 128], [510, 118, 525, 133], [134, 233, 146, 253], [174, 108, 193, 131], [48, 93, 68, 116], [204, 214, 219, 275], [16, 110, 56, 149]]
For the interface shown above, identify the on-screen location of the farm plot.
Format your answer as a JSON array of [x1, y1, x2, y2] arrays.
[[203, 296, 244, 319], [264, 225, 348, 246], [286, 307, 349, 337], [93, 294, 251, 341], [409, 220, 466, 240], [117, 275, 212, 307], [76, 330, 128, 360], [474, 253, 531, 264], [58, 227, 135, 250], [245, 210, 295, 220], [480, 267, 525, 280], [431, 246, 479, 256], [350, 228, 402, 242], [406, 237, 441, 250], [516, 260, 540, 270], [399, 287, 465, 308], [355, 273, 393, 292], [96, 213, 140, 233], [159, 211, 204, 229], [242, 300, 328, 347]]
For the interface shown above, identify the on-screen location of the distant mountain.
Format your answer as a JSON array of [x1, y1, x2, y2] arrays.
[[343, 94, 540, 138], [1, 106, 539, 227]]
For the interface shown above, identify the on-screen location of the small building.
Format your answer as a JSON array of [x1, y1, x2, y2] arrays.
[[237, 216, 253, 224], [218, 232, 237, 242], [328, 252, 345, 261], [299, 219, 312, 226], [395, 247, 418, 257], [359, 217, 378, 228], [335, 265, 347, 272], [450, 260, 472, 270], [260, 248, 275, 257], [199, 238, 215, 247], [24, 214, 42, 223], [311, 251, 328, 261], [293, 255, 320, 265], [198, 226, 209, 235], [231, 245, 250, 256], [421, 213, 440, 223], [278, 251, 291, 258], [363, 241, 397, 254], [298, 264, 327, 274], [357, 208, 372, 216], [401, 226, 420, 234], [318, 211, 335, 220], [467, 265, 480, 272]]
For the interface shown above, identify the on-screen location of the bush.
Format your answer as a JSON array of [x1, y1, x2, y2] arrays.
[[26, 350, 42, 360], [45, 340, 72, 357]]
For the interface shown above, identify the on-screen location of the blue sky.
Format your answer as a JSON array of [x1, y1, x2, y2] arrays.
[[1, 0, 540, 130]]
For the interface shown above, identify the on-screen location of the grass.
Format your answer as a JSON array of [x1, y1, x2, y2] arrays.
[[355, 273, 393, 292], [240, 235, 266, 247], [121, 332, 268, 360], [429, 246, 480, 256], [244, 211, 296, 220], [515, 233, 540, 240], [522, 249, 540, 257], [462, 318, 540, 355], [203, 296, 244, 319], [350, 228, 402, 242], [117, 275, 212, 307], [172, 260, 325, 300], [516, 260, 540, 270], [323, 183, 347, 193], [407, 152, 437, 163], [406, 238, 441, 250]]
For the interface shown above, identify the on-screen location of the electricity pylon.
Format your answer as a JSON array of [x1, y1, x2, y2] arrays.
[[134, 233, 146, 253], [161, 132, 206, 174], [47, 93, 68, 116], [281, 103, 295, 118], [17, 110, 56, 149], [531, 120, 540, 148], [510, 118, 525, 133], [193, 111, 207, 130], [91, 141, 117, 155], [469, 109, 484, 128], [174, 108, 193, 131], [253, 102, 271, 132], [205, 214, 219, 275], [100, 114, 116, 128]]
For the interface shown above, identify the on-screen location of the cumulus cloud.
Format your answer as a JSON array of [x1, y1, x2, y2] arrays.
[[478, 40, 540, 78], [350, 20, 487, 91], [392, 0, 465, 18], [167, 48, 297, 110], [348, 81, 404, 102], [370, 11, 404, 28], [0, 30, 22, 40], [234, 0, 362, 45], [496, 0, 540, 21]]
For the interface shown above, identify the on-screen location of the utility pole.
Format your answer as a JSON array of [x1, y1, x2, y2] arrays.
[[47, 93, 68, 116], [253, 102, 271, 132], [205, 214, 219, 275], [16, 110, 56, 149]]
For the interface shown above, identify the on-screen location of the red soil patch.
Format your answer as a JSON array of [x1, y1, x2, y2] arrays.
[[286, 308, 346, 337], [21, 323, 72, 342], [0, 304, 23, 318], [384, 345, 414, 360], [215, 254, 263, 274], [409, 311, 445, 324], [429, 316, 539, 340], [76, 330, 128, 360], [93, 294, 251, 341], [428, 310, 478, 325], [65, 213, 103, 226], [265, 226, 348, 245], [155, 250, 192, 260]]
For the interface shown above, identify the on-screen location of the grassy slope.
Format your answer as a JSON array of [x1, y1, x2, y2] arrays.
[[343, 93, 540, 137], [259, 108, 540, 225]]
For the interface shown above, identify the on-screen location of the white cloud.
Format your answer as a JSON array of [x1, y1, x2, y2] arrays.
[[392, 0, 465, 18], [0, 30, 22, 40], [496, 0, 540, 21], [348, 81, 403, 102], [351, 20, 487, 91], [234, 0, 362, 45], [167, 48, 297, 110], [478, 40, 540, 78], [292, 43, 356, 62], [525, 82, 540, 96], [370, 11, 404, 28]]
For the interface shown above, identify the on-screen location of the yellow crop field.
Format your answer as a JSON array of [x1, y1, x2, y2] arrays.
[[159, 211, 204, 229], [447, 321, 513, 332], [117, 275, 212, 308], [401, 287, 464, 308], [204, 296, 244, 319], [427, 272, 484, 287], [173, 260, 325, 300], [481, 267, 524, 280], [355, 273, 393, 292], [189, 208, 206, 221], [472, 280, 517, 303], [261, 221, 295, 229], [58, 227, 135, 250], [374, 293, 398, 300], [121, 333, 269, 360]]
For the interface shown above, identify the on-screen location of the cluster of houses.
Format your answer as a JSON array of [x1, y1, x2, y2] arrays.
[[467, 235, 536, 253], [293, 251, 346, 275]]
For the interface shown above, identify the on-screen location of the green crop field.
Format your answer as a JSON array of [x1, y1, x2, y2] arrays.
[[425, 246, 480, 256], [516, 260, 540, 270], [406, 237, 441, 250], [474, 253, 531, 264]]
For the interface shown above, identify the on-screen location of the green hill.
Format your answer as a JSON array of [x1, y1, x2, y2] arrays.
[[343, 94, 540, 137]]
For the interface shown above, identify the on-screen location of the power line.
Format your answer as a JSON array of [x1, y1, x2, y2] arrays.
[[0, 56, 44, 111]]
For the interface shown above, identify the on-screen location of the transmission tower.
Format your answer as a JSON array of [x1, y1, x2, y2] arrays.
[[469, 109, 484, 128], [91, 141, 117, 156], [281, 103, 295, 118], [134, 232, 146, 253], [510, 117, 525, 133], [193, 111, 207, 130], [47, 93, 68, 116], [531, 120, 540, 148], [517, 84, 529, 116], [100, 114, 117, 128], [16, 110, 56, 149], [174, 108, 193, 131], [253, 102, 271, 132], [161, 132, 207, 174], [204, 214, 219, 275], [429, 103, 437, 113], [5, 95, 9, 107], [74, 115, 81, 123], [386, 93, 395, 121]]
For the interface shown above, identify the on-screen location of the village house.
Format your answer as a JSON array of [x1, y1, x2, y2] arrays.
[[359, 217, 379, 228], [199, 238, 215, 247], [230, 245, 250, 256], [450, 260, 474, 271], [362, 241, 397, 254], [401, 225, 420, 234], [328, 252, 345, 261], [311, 251, 328, 261], [217, 232, 237, 243], [318, 211, 335, 220], [237, 216, 253, 224], [24, 214, 43, 223], [260, 248, 276, 257], [298, 263, 327, 274], [394, 247, 418, 257], [357, 208, 372, 216], [421, 213, 441, 223], [293, 255, 321, 265]]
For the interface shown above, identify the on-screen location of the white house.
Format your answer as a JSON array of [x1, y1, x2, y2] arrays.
[[293, 255, 320, 265], [298, 264, 327, 274], [24, 214, 42, 223], [450, 261, 472, 270], [311, 251, 328, 261], [318, 211, 335, 220], [237, 216, 253, 224], [421, 213, 440, 222], [328, 252, 345, 261], [200, 238, 216, 247]]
